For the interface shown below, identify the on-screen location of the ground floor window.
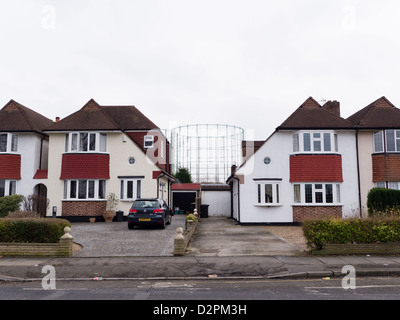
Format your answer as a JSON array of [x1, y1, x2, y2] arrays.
[[120, 179, 142, 201], [376, 182, 400, 190], [293, 183, 341, 205], [0, 180, 17, 197], [63, 180, 106, 200], [256, 181, 280, 205]]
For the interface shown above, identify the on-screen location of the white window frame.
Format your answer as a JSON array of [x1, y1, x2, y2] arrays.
[[255, 181, 281, 206], [63, 179, 106, 200], [0, 180, 17, 197], [144, 135, 154, 149], [385, 130, 400, 152], [0, 133, 18, 153], [293, 131, 338, 153], [293, 183, 341, 205], [65, 132, 107, 153], [120, 178, 142, 201]]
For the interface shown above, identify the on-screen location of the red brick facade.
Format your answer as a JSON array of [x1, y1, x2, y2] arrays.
[[62, 201, 106, 216], [292, 206, 342, 223], [290, 154, 343, 182], [0, 154, 21, 179], [372, 154, 400, 182]]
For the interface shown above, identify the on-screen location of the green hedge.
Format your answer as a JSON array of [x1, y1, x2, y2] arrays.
[[367, 188, 400, 216], [302, 217, 400, 250], [0, 218, 71, 243], [0, 195, 24, 218]]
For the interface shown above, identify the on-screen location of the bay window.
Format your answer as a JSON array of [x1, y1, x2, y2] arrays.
[[293, 183, 341, 205], [0, 180, 17, 197], [0, 133, 18, 153], [65, 132, 107, 153], [293, 131, 338, 153], [63, 180, 106, 200]]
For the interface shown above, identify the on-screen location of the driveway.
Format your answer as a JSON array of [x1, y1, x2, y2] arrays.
[[70, 215, 186, 257]]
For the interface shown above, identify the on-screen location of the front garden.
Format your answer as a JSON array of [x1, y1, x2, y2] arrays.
[[302, 188, 400, 255]]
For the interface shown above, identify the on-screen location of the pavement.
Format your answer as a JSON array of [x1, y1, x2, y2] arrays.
[[1, 216, 400, 281]]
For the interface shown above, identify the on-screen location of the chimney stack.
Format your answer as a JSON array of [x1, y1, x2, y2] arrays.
[[55, 117, 60, 122], [322, 100, 340, 117]]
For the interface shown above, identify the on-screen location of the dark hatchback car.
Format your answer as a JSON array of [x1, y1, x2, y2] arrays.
[[127, 198, 173, 230]]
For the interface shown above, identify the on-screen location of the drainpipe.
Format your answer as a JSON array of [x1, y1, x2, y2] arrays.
[[355, 130, 362, 217]]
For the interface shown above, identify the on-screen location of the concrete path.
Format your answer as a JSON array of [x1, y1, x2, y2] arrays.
[[187, 217, 303, 256]]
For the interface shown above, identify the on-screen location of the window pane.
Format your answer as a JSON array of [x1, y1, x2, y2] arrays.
[[386, 130, 395, 152], [71, 133, 78, 151], [336, 184, 341, 203], [100, 134, 107, 152], [276, 184, 279, 203], [137, 180, 141, 199], [374, 131, 383, 153], [80, 133, 88, 151], [120, 180, 124, 199], [78, 180, 87, 199], [70, 180, 77, 198], [334, 134, 338, 152], [89, 133, 96, 151], [257, 184, 261, 203], [324, 133, 331, 151], [326, 184, 333, 203], [313, 140, 321, 151], [293, 134, 299, 152], [9, 181, 16, 195], [0, 134, 7, 152], [65, 134, 69, 152], [305, 184, 312, 203], [98, 180, 106, 199], [294, 184, 301, 203], [315, 192, 323, 203], [265, 184, 273, 203], [0, 180, 4, 197], [127, 181, 133, 199], [376, 182, 386, 188], [388, 182, 399, 190], [63, 181, 68, 199], [88, 180, 95, 198], [303, 133, 311, 151], [11, 135, 18, 152]]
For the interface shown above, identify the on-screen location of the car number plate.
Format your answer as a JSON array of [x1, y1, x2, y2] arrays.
[[139, 218, 151, 221]]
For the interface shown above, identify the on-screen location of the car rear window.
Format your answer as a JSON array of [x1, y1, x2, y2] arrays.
[[132, 200, 159, 208]]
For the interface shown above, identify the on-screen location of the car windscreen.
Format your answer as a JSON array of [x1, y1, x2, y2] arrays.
[[132, 200, 160, 208]]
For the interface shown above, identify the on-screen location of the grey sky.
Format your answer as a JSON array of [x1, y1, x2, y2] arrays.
[[1, 0, 400, 140]]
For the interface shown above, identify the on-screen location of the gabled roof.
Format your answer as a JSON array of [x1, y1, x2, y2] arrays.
[[0, 100, 53, 133], [45, 99, 159, 131], [276, 97, 352, 130], [347, 96, 400, 129]]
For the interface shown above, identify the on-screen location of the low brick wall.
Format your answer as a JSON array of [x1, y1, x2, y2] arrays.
[[174, 219, 199, 256], [62, 201, 106, 217], [0, 227, 74, 257], [312, 242, 400, 255]]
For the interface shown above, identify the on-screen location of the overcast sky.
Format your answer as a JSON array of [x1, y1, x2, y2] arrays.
[[1, 0, 400, 140]]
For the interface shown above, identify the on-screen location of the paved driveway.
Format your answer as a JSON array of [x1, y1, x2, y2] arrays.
[[70, 215, 186, 257]]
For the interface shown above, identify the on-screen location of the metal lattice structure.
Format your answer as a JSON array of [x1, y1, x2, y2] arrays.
[[170, 124, 244, 183]]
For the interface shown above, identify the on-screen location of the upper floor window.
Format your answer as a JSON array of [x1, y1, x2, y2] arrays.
[[0, 133, 18, 153], [373, 130, 400, 153], [144, 135, 154, 149], [293, 131, 338, 153], [65, 132, 107, 153]]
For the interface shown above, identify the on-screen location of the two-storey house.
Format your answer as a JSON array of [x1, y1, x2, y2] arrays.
[[228, 97, 360, 223], [0, 100, 53, 215], [43, 99, 174, 221]]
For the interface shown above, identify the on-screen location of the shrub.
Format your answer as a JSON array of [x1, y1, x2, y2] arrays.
[[367, 188, 400, 216], [0, 218, 70, 243], [302, 216, 400, 250], [186, 213, 197, 221], [0, 195, 24, 218]]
